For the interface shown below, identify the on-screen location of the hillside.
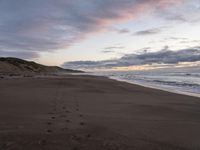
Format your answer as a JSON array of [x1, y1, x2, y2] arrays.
[[0, 57, 83, 74]]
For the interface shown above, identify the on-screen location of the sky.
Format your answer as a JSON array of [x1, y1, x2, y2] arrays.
[[0, 0, 200, 71]]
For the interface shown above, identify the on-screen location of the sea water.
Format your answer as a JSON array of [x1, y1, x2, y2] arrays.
[[92, 68, 200, 98]]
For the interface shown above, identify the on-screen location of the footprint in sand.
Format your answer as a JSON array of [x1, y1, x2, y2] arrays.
[[47, 122, 52, 125], [38, 139, 47, 146], [51, 116, 56, 119], [65, 110, 70, 113], [46, 129, 52, 133], [86, 134, 91, 138], [65, 120, 70, 123], [79, 122, 85, 126], [72, 135, 82, 141]]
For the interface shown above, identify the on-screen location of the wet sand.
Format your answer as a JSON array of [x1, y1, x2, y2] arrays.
[[0, 75, 200, 150]]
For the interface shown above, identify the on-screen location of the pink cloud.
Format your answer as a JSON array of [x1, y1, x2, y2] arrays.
[[0, 0, 184, 57]]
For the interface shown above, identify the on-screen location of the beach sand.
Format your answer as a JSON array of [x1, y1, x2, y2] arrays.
[[0, 75, 200, 150]]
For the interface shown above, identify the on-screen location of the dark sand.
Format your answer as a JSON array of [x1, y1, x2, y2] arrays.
[[0, 75, 200, 150]]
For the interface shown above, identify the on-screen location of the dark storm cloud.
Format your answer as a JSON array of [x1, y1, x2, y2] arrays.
[[0, 0, 183, 58], [62, 48, 200, 69]]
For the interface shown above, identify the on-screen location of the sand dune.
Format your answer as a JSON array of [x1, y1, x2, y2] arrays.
[[0, 75, 200, 150], [0, 57, 82, 74]]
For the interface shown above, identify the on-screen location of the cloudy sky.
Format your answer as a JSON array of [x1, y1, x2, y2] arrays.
[[0, 0, 200, 70]]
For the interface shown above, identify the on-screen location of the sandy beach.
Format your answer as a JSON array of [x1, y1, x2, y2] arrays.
[[0, 74, 200, 150]]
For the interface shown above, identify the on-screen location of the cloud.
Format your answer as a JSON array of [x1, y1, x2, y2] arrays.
[[165, 14, 200, 23], [117, 29, 131, 34], [101, 50, 115, 53], [133, 28, 162, 36], [101, 45, 125, 53], [166, 15, 187, 22], [0, 50, 39, 59], [110, 28, 131, 34], [104, 46, 125, 50], [62, 59, 118, 70], [161, 0, 200, 23], [166, 37, 188, 40], [0, 0, 183, 58], [62, 48, 200, 70]]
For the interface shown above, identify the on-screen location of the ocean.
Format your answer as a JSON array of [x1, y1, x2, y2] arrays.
[[92, 67, 200, 98]]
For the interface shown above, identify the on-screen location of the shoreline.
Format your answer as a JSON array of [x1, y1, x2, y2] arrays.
[[107, 76, 200, 98]]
